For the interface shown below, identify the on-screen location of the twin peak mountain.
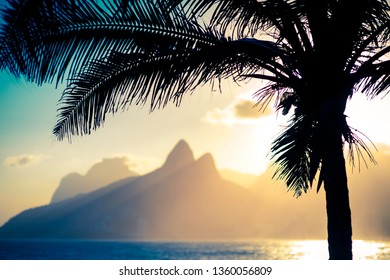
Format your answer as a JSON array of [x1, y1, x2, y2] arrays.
[[51, 140, 217, 203], [162, 140, 218, 177], [0, 140, 261, 240]]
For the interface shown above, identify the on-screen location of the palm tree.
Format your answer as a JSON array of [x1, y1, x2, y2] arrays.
[[1, 0, 389, 259]]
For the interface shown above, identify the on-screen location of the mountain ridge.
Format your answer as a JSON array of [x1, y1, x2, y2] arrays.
[[4, 140, 390, 240], [51, 157, 138, 203], [0, 140, 261, 240]]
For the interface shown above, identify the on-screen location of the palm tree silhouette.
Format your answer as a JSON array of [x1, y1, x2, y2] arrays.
[[1, 0, 389, 259]]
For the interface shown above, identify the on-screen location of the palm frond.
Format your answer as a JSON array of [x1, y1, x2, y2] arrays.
[[170, 0, 312, 51], [54, 34, 287, 140], [346, 21, 390, 74], [327, 0, 382, 63], [0, 0, 220, 85], [271, 108, 378, 197], [356, 60, 390, 98], [270, 113, 318, 197], [342, 124, 377, 172], [1, 0, 104, 84]]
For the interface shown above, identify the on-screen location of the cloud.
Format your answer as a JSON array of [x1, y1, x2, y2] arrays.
[[234, 99, 264, 119], [203, 95, 273, 125], [4, 154, 49, 168]]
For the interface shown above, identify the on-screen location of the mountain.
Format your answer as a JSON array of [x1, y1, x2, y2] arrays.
[[0, 140, 262, 240], [3, 140, 390, 240], [51, 157, 138, 203], [162, 139, 194, 172]]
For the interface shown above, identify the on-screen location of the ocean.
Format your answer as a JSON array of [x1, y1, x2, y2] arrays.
[[1, 239, 390, 260]]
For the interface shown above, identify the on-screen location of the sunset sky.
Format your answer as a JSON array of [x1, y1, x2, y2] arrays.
[[1, 66, 390, 227], [1, 1, 390, 230]]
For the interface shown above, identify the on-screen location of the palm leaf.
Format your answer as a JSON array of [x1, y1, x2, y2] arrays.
[[355, 60, 390, 98], [54, 34, 286, 140], [0, 0, 218, 85], [173, 0, 312, 52], [270, 113, 318, 197], [270, 104, 378, 197]]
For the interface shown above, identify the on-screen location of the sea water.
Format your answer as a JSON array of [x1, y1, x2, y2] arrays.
[[1, 239, 389, 260]]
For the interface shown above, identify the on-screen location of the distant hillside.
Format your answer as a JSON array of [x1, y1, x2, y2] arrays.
[[51, 157, 138, 203], [0, 140, 262, 240]]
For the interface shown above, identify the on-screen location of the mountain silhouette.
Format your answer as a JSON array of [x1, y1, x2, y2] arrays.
[[3, 140, 390, 240], [162, 139, 195, 172], [51, 157, 138, 203], [0, 140, 261, 240]]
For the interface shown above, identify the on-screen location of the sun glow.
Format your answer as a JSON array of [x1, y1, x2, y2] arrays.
[[346, 93, 390, 145]]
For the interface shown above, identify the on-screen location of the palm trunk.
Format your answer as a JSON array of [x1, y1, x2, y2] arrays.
[[321, 115, 353, 260]]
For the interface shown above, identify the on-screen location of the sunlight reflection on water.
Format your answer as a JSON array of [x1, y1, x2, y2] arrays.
[[289, 240, 390, 260], [1, 239, 389, 260]]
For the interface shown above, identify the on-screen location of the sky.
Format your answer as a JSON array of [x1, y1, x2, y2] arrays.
[[1, 67, 390, 227], [0, 70, 282, 224], [0, 1, 390, 229]]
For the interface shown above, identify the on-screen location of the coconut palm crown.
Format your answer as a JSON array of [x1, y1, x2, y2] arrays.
[[1, 0, 389, 259]]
